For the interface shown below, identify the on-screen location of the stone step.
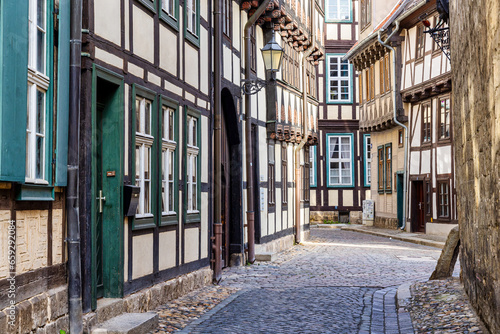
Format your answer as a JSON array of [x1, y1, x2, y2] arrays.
[[91, 312, 158, 334], [255, 252, 276, 262]]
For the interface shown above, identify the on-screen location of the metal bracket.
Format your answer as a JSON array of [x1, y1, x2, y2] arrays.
[[241, 78, 268, 95], [424, 25, 450, 61]]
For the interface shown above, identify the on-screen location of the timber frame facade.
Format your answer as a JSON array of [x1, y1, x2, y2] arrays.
[[310, 0, 369, 224]]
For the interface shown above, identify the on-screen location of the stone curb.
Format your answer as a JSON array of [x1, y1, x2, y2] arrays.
[[340, 226, 445, 249], [176, 290, 246, 334], [311, 223, 350, 229]]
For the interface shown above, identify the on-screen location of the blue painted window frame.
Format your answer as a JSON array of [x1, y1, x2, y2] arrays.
[[310, 145, 317, 187], [325, 0, 353, 23], [326, 54, 353, 104], [326, 133, 355, 188], [363, 134, 371, 187]]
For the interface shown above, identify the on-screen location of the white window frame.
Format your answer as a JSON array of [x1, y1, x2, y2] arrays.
[[310, 145, 317, 187], [186, 0, 197, 36], [186, 115, 199, 213], [327, 134, 354, 187], [161, 106, 177, 216], [26, 0, 49, 184], [161, 0, 175, 17], [364, 135, 372, 187], [135, 97, 154, 218], [327, 54, 352, 104], [326, 0, 351, 22]]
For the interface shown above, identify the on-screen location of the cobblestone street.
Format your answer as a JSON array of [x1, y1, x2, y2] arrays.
[[152, 228, 473, 333]]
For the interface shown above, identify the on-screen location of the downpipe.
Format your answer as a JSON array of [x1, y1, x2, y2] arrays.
[[244, 0, 272, 263], [294, 0, 315, 244], [377, 21, 409, 231], [67, 0, 83, 332]]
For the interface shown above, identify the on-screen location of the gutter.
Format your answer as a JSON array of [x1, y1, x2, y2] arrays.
[[67, 0, 83, 332], [377, 21, 409, 230], [294, 0, 316, 244], [244, 0, 272, 263]]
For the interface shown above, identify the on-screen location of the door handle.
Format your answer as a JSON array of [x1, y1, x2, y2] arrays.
[[96, 190, 106, 213], [418, 202, 422, 210]]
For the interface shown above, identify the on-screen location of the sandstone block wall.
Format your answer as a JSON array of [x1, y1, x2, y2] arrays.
[[450, 0, 500, 332]]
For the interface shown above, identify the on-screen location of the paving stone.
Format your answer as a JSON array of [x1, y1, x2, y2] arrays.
[[148, 228, 475, 333]]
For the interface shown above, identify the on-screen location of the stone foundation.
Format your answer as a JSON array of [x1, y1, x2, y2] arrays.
[[374, 216, 399, 230], [0, 267, 212, 334], [310, 211, 362, 224], [255, 234, 295, 255]]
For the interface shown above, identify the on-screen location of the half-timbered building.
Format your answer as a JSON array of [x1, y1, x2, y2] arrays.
[[399, 0, 456, 235], [345, 0, 407, 229], [0, 0, 71, 332], [310, 0, 370, 224]]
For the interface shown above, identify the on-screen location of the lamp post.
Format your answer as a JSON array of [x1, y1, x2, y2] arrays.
[[241, 34, 284, 95]]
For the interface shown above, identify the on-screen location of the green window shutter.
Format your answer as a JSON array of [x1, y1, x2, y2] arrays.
[[55, 0, 71, 186], [0, 2, 29, 182]]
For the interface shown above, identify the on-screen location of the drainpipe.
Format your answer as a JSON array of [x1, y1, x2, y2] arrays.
[[67, 0, 83, 332], [213, 0, 223, 280], [244, 0, 272, 264], [377, 21, 409, 230], [294, 0, 315, 244]]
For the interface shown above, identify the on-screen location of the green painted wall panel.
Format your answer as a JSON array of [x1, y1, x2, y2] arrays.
[[0, 1, 29, 181], [55, 0, 70, 186]]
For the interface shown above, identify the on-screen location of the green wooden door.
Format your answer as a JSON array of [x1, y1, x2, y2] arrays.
[[91, 69, 124, 310]]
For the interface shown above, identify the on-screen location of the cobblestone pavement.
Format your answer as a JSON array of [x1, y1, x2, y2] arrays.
[[153, 228, 464, 333]]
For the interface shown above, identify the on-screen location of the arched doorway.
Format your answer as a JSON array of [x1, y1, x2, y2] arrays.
[[221, 88, 243, 266]]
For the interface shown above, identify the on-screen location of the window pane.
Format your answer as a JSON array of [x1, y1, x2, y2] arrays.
[[36, 90, 45, 134], [37, 29, 45, 73], [145, 101, 151, 135], [135, 146, 141, 180], [136, 99, 141, 133], [36, 136, 44, 179], [169, 109, 174, 141]]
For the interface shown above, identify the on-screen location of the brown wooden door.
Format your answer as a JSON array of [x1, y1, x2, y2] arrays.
[[221, 113, 230, 267], [412, 181, 425, 232]]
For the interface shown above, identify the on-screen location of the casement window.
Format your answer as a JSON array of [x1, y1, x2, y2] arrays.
[[327, 54, 352, 103], [184, 0, 200, 46], [438, 181, 450, 218], [26, 0, 49, 184], [222, 0, 231, 37], [370, 64, 375, 100], [379, 55, 391, 94], [160, 0, 179, 28], [360, 0, 371, 30], [135, 97, 154, 218], [137, 0, 156, 12], [268, 143, 276, 206], [416, 25, 425, 59], [327, 133, 354, 187], [398, 128, 404, 147], [186, 114, 199, 213], [384, 54, 391, 92], [422, 103, 432, 144], [358, 71, 363, 103], [161, 105, 176, 216], [310, 145, 317, 187], [326, 0, 351, 22], [378, 146, 384, 193], [438, 97, 451, 140], [363, 135, 371, 187], [385, 144, 392, 192], [282, 144, 288, 204], [303, 147, 310, 202]]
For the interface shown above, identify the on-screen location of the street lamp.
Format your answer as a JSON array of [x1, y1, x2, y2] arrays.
[[241, 34, 284, 95]]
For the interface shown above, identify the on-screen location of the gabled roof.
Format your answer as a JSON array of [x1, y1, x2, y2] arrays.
[[344, 0, 426, 60]]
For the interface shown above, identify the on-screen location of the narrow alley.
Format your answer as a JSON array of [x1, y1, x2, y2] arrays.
[[151, 228, 479, 334]]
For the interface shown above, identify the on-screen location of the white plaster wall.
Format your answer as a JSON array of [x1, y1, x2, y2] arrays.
[[223, 45, 232, 81], [95, 0, 121, 46], [201, 116, 209, 184], [340, 24, 351, 40], [410, 151, 420, 175], [132, 6, 154, 63], [431, 55, 442, 78], [124, 217, 128, 282], [0, 211, 12, 279], [232, 3, 241, 52], [132, 234, 154, 279], [184, 43, 199, 88], [233, 53, 241, 86], [200, 192, 209, 259], [160, 25, 178, 76], [343, 190, 354, 207], [52, 209, 64, 265], [328, 189, 338, 207], [341, 105, 352, 120], [200, 27, 209, 95], [95, 48, 123, 69], [158, 231, 176, 271], [421, 150, 431, 174], [436, 146, 453, 174], [184, 228, 199, 263], [326, 24, 338, 40], [414, 62, 423, 86]]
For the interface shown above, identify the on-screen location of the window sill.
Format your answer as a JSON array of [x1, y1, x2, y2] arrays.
[[160, 213, 178, 226], [133, 216, 156, 230], [16, 184, 54, 201], [159, 11, 179, 32], [186, 212, 200, 224]]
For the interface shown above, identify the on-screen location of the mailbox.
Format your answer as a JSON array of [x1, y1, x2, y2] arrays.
[[123, 185, 140, 217]]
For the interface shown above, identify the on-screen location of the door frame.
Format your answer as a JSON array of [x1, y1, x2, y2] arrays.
[[396, 172, 404, 228], [411, 179, 425, 233], [91, 65, 124, 309]]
